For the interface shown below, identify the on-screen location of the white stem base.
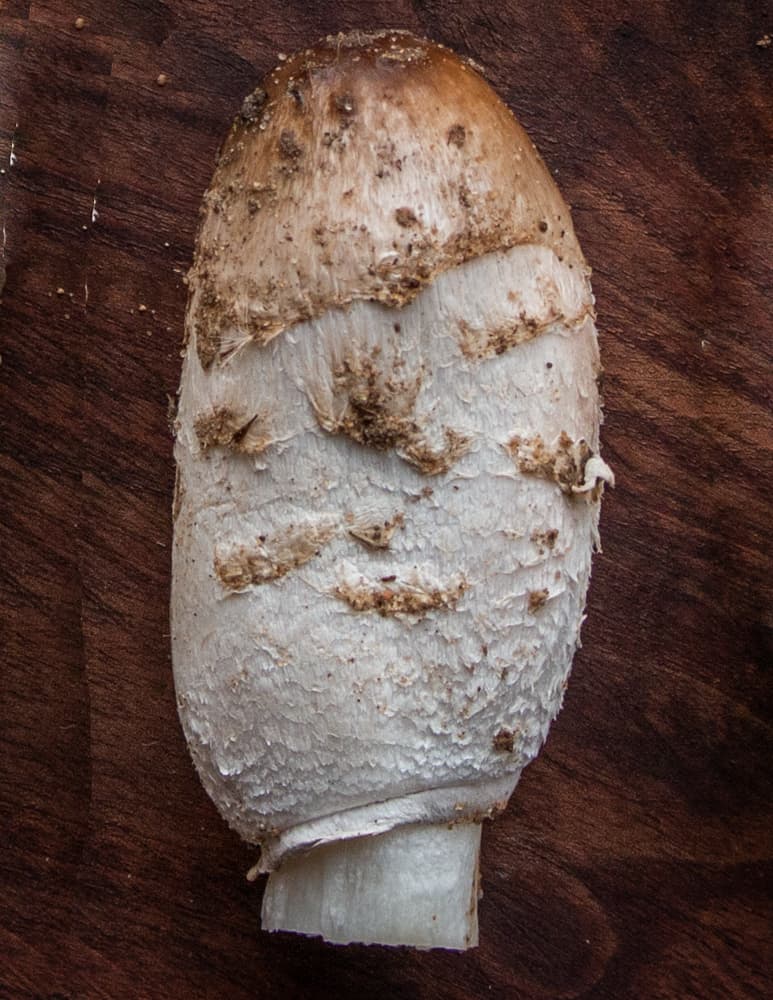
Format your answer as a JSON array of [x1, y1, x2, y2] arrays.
[[260, 821, 482, 950]]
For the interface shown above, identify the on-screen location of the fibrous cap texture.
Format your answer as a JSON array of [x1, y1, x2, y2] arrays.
[[188, 28, 586, 368]]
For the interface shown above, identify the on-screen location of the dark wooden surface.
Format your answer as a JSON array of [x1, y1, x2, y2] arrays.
[[1, 2, 771, 997]]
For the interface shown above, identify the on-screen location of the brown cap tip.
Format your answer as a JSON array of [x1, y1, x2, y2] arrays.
[[188, 29, 584, 368]]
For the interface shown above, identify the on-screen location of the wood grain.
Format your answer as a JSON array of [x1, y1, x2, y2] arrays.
[[1, 2, 771, 998]]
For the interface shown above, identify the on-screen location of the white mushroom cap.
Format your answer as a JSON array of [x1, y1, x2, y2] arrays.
[[172, 28, 611, 950]]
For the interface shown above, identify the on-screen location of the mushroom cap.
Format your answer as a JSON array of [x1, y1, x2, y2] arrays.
[[173, 29, 610, 872], [188, 28, 585, 368]]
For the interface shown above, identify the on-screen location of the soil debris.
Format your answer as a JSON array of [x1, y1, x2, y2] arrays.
[[241, 88, 268, 123], [279, 129, 303, 159], [314, 351, 422, 451], [395, 207, 419, 228], [527, 589, 549, 613], [507, 431, 593, 495], [216, 522, 336, 591], [447, 124, 466, 147], [492, 728, 515, 752], [313, 351, 468, 476], [531, 528, 559, 553], [401, 427, 470, 475], [457, 307, 569, 361], [194, 405, 270, 455], [335, 575, 468, 618], [334, 93, 357, 115]]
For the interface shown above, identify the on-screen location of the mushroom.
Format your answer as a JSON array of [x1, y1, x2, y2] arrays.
[[171, 28, 613, 950]]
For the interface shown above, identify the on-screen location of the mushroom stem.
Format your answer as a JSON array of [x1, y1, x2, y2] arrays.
[[260, 821, 482, 950]]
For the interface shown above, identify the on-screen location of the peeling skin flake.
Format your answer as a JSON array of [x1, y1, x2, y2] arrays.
[[507, 431, 606, 496], [348, 512, 405, 549]]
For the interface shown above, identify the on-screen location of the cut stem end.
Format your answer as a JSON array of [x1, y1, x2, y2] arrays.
[[260, 821, 482, 950]]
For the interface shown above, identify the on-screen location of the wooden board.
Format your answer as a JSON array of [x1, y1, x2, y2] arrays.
[[1, 2, 771, 997]]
